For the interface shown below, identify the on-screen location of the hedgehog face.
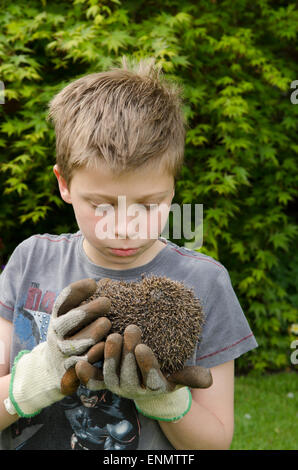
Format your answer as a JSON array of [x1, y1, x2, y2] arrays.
[[81, 275, 204, 375]]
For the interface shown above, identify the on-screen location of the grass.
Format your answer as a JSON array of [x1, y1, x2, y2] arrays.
[[231, 371, 298, 450]]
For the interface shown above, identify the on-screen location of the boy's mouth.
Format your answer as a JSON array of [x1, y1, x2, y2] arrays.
[[109, 248, 139, 257]]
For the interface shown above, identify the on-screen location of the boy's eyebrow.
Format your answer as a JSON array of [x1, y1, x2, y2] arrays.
[[83, 190, 171, 200]]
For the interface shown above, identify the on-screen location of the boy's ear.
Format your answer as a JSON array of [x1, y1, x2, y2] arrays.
[[53, 164, 72, 204]]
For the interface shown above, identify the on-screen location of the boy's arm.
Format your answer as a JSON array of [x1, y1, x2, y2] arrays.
[[0, 375, 19, 431], [0, 317, 19, 431], [0, 317, 12, 378], [158, 360, 234, 450]]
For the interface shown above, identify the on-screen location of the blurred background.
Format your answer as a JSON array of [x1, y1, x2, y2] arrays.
[[0, 0, 297, 449]]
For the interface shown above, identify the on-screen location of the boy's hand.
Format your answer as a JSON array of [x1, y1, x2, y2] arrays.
[[6, 279, 111, 418], [75, 324, 212, 422]]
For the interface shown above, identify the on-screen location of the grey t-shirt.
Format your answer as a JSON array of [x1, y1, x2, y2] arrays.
[[0, 231, 257, 450]]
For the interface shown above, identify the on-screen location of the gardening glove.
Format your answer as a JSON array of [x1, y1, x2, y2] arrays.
[[75, 324, 212, 422], [5, 278, 111, 418]]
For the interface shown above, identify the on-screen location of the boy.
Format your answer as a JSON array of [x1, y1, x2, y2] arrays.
[[0, 58, 257, 450]]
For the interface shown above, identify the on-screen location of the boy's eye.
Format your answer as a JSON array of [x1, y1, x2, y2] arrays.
[[132, 203, 159, 211], [91, 202, 114, 211], [144, 204, 159, 210], [97, 203, 113, 208]]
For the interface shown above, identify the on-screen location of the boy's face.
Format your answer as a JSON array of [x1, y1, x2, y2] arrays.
[[54, 162, 175, 269]]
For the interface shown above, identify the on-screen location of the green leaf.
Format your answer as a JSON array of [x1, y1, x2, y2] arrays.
[[101, 30, 133, 54]]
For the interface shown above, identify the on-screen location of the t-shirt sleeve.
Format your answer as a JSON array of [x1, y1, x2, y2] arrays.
[[194, 267, 258, 369], [0, 242, 25, 323]]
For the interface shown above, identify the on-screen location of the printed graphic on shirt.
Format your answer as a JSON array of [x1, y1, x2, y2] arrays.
[[13, 387, 140, 450], [11, 281, 141, 450]]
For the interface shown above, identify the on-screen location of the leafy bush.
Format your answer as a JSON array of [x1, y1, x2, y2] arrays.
[[1, 0, 297, 372]]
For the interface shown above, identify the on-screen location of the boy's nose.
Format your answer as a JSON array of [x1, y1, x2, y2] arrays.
[[115, 210, 148, 240]]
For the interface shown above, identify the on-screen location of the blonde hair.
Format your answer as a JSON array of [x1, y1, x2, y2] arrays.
[[47, 57, 186, 187]]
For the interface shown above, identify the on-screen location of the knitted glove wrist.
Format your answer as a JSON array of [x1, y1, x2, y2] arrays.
[[134, 386, 192, 422], [7, 279, 111, 418], [9, 346, 64, 418]]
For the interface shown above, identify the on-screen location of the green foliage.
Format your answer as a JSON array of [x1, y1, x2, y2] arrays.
[[1, 0, 297, 373]]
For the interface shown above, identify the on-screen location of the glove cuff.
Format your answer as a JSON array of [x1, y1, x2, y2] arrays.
[[9, 346, 64, 418], [9, 350, 40, 418], [134, 386, 192, 422]]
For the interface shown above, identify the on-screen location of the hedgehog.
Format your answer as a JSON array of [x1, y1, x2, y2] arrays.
[[80, 274, 204, 375]]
